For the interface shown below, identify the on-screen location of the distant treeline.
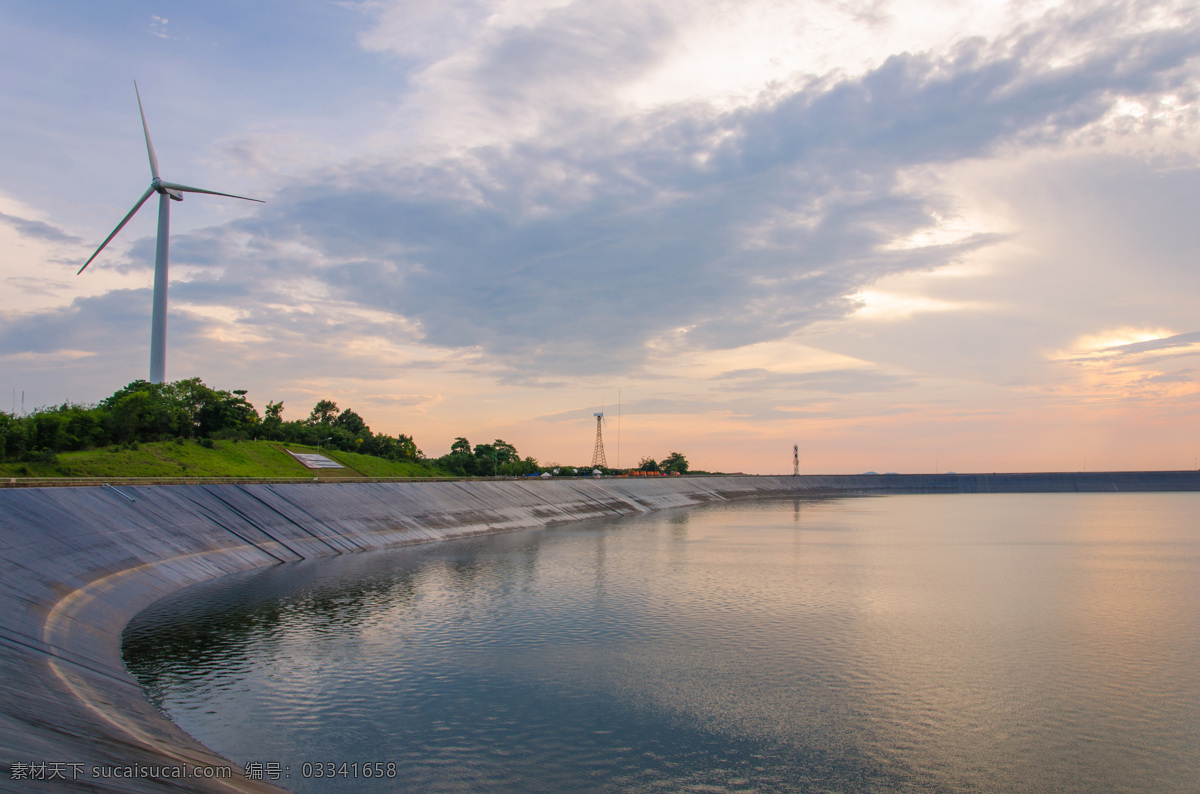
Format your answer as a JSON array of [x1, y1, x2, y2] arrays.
[[0, 378, 693, 478], [433, 437, 540, 477], [430, 441, 690, 477], [0, 379, 422, 463], [636, 452, 689, 474], [430, 438, 691, 477]]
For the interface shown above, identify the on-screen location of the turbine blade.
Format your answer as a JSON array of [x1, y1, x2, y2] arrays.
[[77, 186, 156, 274], [157, 181, 264, 203], [134, 81, 160, 180]]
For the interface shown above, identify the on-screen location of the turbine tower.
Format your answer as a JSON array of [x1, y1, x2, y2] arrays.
[[78, 82, 263, 384], [591, 412, 608, 468]]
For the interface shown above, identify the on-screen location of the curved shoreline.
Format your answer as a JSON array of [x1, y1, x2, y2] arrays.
[[2, 473, 1196, 792]]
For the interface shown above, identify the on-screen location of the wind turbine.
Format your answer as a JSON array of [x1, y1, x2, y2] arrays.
[[78, 81, 263, 384]]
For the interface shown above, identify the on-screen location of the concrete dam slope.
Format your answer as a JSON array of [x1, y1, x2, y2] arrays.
[[1, 472, 1196, 792]]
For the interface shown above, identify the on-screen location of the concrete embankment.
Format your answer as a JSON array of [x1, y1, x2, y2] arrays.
[[1, 472, 1196, 792]]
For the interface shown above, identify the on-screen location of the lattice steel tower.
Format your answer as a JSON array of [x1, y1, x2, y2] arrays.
[[591, 412, 608, 468], [793, 443, 799, 476]]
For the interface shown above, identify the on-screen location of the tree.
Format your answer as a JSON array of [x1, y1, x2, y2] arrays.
[[309, 400, 339, 425], [0, 413, 26, 460], [257, 401, 283, 441], [0, 379, 433, 471], [472, 443, 498, 474], [434, 437, 478, 475], [371, 432, 421, 461], [471, 439, 519, 475], [395, 433, 421, 460], [638, 456, 658, 472], [95, 378, 261, 442], [103, 383, 190, 441], [488, 439, 518, 465], [499, 456, 540, 476], [660, 451, 689, 474], [335, 408, 368, 436], [182, 379, 259, 437]]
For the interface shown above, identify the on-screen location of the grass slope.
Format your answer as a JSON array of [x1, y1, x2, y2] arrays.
[[317, 447, 446, 478], [0, 440, 449, 479]]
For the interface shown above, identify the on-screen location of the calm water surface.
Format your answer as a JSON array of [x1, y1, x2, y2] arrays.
[[123, 493, 1200, 792]]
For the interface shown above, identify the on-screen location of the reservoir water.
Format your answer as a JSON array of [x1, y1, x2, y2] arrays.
[[123, 493, 1200, 792]]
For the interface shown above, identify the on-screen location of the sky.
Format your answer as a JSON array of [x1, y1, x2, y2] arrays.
[[1, 0, 1199, 474]]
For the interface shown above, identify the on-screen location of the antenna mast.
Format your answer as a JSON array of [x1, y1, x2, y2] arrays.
[[592, 413, 608, 468]]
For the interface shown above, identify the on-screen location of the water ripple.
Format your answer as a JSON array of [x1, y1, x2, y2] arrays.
[[124, 493, 1200, 793]]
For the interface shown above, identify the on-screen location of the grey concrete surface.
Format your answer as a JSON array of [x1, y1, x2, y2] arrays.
[[1, 473, 1196, 792]]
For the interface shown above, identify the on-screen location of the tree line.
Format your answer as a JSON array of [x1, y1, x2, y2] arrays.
[[0, 378, 422, 463], [432, 437, 541, 476], [636, 452, 689, 474], [1, 378, 693, 478], [431, 438, 690, 477]]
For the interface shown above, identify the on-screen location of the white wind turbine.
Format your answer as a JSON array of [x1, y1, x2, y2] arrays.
[[78, 82, 263, 384]]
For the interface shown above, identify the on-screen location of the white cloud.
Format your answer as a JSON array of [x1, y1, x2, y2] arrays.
[[848, 289, 994, 320], [147, 15, 172, 40]]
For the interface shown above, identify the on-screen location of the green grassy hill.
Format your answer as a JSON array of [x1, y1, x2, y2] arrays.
[[0, 440, 449, 480]]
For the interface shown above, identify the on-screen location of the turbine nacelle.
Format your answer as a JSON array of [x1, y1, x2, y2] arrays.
[[151, 178, 184, 201]]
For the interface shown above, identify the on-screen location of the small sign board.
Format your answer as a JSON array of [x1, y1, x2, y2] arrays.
[[287, 450, 345, 469]]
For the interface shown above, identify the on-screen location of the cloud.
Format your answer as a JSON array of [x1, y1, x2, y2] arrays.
[[4, 277, 71, 298], [190, 4, 1199, 382], [1104, 331, 1200, 356], [358, 392, 444, 409], [0, 211, 82, 244], [1056, 329, 1200, 365], [0, 290, 153, 355], [10, 1, 1200, 391], [712, 367, 913, 394], [1141, 368, 1194, 384], [147, 15, 174, 40]]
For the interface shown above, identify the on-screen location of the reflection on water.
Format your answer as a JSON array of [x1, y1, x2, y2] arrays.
[[124, 494, 1200, 792]]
